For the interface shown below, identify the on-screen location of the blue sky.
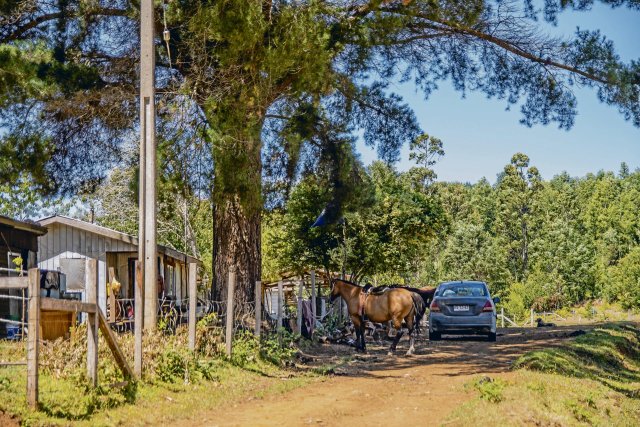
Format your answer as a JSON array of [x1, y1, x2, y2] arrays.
[[357, 3, 640, 183]]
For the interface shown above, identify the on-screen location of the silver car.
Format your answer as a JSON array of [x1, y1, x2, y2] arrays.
[[428, 281, 499, 342]]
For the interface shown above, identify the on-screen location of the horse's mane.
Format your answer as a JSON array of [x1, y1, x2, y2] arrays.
[[333, 278, 362, 287]]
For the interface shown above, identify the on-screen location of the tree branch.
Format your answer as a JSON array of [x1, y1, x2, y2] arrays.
[[2, 8, 131, 43]]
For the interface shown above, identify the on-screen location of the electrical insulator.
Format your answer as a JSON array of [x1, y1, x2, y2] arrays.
[[163, 29, 170, 42]]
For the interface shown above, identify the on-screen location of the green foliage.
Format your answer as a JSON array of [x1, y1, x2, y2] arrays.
[[267, 156, 640, 314], [604, 247, 640, 309], [264, 160, 447, 282], [230, 330, 298, 369]]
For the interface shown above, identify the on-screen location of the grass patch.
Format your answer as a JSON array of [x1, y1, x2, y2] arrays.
[[444, 323, 640, 426], [0, 317, 318, 425], [513, 323, 640, 397], [466, 376, 506, 403]]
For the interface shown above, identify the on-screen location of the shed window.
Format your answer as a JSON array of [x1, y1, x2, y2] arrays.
[[6, 252, 22, 275], [60, 258, 86, 291]]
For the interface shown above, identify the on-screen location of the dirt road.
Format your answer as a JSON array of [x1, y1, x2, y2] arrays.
[[182, 326, 590, 427]]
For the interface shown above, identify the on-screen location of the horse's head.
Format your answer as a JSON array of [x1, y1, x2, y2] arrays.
[[329, 278, 341, 302]]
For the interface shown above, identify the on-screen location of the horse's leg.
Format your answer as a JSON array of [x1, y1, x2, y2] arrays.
[[406, 328, 416, 356], [405, 315, 416, 356], [352, 316, 363, 352], [360, 322, 367, 353], [388, 318, 404, 355]]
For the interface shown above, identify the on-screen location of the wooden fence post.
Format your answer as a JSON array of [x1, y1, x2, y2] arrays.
[[310, 270, 316, 323], [108, 267, 117, 322], [530, 308, 534, 327], [277, 280, 283, 346], [254, 281, 262, 338], [27, 268, 40, 409], [134, 261, 143, 378], [188, 262, 197, 351], [225, 271, 235, 358], [86, 259, 98, 386], [501, 307, 505, 328], [296, 278, 303, 334]]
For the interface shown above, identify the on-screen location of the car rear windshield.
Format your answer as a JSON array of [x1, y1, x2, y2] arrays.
[[437, 284, 487, 297]]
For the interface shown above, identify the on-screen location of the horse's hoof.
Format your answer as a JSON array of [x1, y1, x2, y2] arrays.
[[405, 351, 414, 357], [387, 351, 395, 356]]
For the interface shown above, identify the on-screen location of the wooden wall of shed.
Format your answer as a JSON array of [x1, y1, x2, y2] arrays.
[[0, 225, 39, 254], [0, 224, 39, 334], [38, 223, 137, 311]]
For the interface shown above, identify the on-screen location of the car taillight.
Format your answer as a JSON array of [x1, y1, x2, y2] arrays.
[[430, 300, 440, 312], [482, 300, 493, 312]]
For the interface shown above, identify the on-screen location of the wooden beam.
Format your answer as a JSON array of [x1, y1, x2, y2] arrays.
[[108, 267, 117, 322], [98, 310, 134, 379], [296, 278, 303, 334], [188, 262, 197, 351], [86, 259, 98, 386], [311, 270, 316, 322], [27, 268, 40, 409], [277, 280, 283, 346], [140, 0, 158, 332], [225, 271, 235, 358], [134, 261, 143, 378], [0, 361, 27, 366], [40, 298, 97, 313], [0, 276, 28, 289]]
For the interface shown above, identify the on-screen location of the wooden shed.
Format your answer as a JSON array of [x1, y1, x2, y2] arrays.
[[0, 216, 47, 337], [36, 216, 200, 317]]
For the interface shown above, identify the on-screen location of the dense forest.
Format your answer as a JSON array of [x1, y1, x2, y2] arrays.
[[262, 151, 640, 318]]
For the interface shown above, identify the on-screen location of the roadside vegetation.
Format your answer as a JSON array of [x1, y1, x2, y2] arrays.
[[449, 324, 640, 426], [0, 316, 313, 425]]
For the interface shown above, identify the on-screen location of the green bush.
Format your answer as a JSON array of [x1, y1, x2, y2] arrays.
[[469, 377, 505, 403], [230, 329, 298, 368]]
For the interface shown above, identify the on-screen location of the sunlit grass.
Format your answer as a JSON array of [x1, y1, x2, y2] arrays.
[[445, 323, 640, 426]]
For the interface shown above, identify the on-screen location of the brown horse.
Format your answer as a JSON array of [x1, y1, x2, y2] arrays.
[[329, 279, 428, 355]]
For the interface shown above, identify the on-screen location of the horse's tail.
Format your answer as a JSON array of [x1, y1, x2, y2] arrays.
[[400, 286, 435, 307], [410, 292, 427, 335]]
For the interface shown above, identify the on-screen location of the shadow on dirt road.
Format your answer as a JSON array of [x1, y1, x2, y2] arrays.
[[184, 325, 594, 427]]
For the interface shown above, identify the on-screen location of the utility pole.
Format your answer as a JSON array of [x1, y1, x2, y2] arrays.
[[139, 0, 157, 332]]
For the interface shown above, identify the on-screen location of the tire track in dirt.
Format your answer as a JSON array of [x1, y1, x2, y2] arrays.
[[183, 326, 592, 427]]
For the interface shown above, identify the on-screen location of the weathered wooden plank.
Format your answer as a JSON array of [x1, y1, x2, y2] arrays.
[[225, 272, 235, 357], [86, 259, 98, 386], [27, 268, 40, 409], [134, 261, 143, 378], [97, 309, 134, 379], [311, 270, 317, 322], [277, 280, 283, 346], [108, 266, 117, 322], [296, 278, 303, 334], [0, 276, 28, 289], [40, 298, 97, 314], [188, 262, 197, 351]]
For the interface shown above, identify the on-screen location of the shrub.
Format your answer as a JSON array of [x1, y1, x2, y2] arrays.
[[469, 376, 505, 403]]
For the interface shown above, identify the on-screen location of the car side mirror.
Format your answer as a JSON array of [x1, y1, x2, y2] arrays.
[[493, 297, 501, 304]]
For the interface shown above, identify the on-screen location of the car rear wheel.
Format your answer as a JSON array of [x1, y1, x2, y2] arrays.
[[487, 332, 496, 342], [429, 331, 441, 341]]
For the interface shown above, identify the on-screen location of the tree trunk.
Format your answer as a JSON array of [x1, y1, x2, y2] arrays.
[[213, 197, 261, 306], [211, 121, 263, 309]]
